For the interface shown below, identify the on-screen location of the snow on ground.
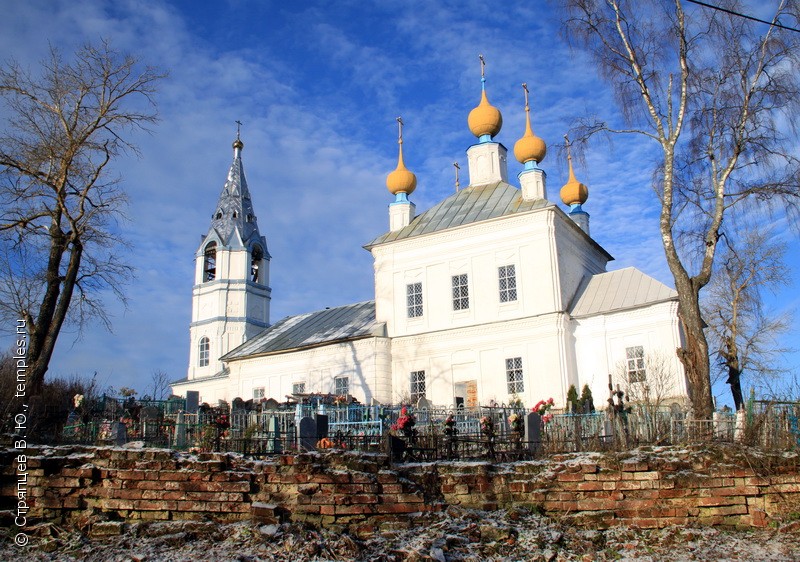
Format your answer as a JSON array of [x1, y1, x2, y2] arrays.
[[2, 506, 799, 561]]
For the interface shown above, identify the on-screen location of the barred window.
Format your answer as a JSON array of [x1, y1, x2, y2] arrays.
[[626, 346, 646, 383], [198, 337, 210, 367], [506, 357, 524, 394], [410, 370, 426, 401], [498, 264, 517, 303], [334, 376, 349, 396], [407, 282, 423, 318], [452, 273, 469, 311], [253, 387, 265, 400], [292, 382, 306, 395]]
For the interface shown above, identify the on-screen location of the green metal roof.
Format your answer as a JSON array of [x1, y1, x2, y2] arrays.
[[569, 267, 677, 318], [221, 301, 381, 361], [365, 182, 553, 248]]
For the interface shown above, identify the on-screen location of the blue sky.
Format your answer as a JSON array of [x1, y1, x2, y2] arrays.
[[1, 0, 797, 405]]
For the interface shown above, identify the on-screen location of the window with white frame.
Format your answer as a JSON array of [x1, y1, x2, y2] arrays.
[[410, 370, 426, 401], [253, 387, 265, 400], [498, 265, 517, 302], [198, 337, 210, 367], [407, 282, 423, 318], [292, 382, 306, 395], [452, 273, 469, 311], [626, 346, 646, 383], [506, 357, 524, 394], [334, 376, 349, 396]]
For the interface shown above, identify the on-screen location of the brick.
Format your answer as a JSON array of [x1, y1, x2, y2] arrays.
[[576, 498, 617, 511], [696, 496, 746, 507], [116, 470, 148, 481], [377, 472, 398, 484], [349, 494, 379, 504], [374, 503, 422, 514], [698, 504, 748, 516], [134, 499, 178, 511], [633, 472, 659, 481], [158, 471, 191, 481], [557, 473, 584, 482], [335, 504, 375, 515]]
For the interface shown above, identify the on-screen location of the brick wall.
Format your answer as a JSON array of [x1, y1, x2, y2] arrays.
[[2, 445, 798, 535]]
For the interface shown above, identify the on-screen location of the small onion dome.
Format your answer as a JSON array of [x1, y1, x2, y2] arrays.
[[386, 142, 417, 195], [513, 114, 546, 164], [560, 148, 588, 206], [468, 89, 503, 139], [233, 138, 244, 150]]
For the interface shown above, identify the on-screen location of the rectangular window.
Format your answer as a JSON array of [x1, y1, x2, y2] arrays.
[[498, 265, 518, 303], [292, 382, 306, 395], [334, 376, 349, 396], [410, 370, 426, 401], [407, 282, 423, 318], [506, 357, 524, 394], [626, 346, 646, 383], [253, 387, 265, 400], [452, 273, 469, 311]]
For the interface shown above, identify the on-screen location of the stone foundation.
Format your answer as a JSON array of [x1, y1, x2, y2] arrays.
[[2, 445, 798, 535]]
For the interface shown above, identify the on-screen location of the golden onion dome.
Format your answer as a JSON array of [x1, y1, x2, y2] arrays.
[[468, 88, 503, 139], [560, 139, 588, 206], [513, 86, 546, 164], [233, 138, 244, 150], [386, 117, 417, 195]]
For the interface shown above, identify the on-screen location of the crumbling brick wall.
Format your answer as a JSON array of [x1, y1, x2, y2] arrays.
[[2, 445, 798, 535]]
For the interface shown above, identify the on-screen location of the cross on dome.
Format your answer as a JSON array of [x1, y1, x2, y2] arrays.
[[467, 54, 502, 141], [514, 82, 547, 166], [386, 116, 417, 196]]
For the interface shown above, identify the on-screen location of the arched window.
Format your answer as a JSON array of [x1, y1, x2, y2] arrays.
[[251, 244, 264, 283], [198, 337, 210, 367], [203, 242, 217, 282]]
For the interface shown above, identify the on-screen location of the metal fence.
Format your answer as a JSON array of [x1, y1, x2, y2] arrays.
[[59, 400, 800, 458]]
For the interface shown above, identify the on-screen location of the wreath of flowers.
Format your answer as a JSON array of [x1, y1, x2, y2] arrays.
[[532, 397, 555, 424], [391, 406, 416, 432], [443, 414, 457, 436], [479, 415, 495, 437], [508, 412, 524, 433]]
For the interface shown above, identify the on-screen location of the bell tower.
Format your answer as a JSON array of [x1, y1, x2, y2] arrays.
[[187, 133, 271, 380]]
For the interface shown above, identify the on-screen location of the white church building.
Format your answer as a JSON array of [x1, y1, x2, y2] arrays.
[[171, 73, 689, 410]]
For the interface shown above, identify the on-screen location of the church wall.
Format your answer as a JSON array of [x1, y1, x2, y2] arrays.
[[390, 313, 571, 409], [226, 337, 392, 405], [373, 208, 584, 340], [572, 301, 686, 409], [552, 214, 610, 310], [171, 374, 231, 407]]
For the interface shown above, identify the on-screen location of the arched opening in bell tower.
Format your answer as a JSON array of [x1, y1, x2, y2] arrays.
[[203, 242, 217, 282], [251, 244, 264, 283]]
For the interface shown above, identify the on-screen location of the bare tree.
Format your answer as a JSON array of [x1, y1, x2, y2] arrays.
[[613, 351, 683, 442], [0, 41, 165, 395], [702, 227, 792, 410], [148, 369, 171, 401], [560, 0, 800, 419]]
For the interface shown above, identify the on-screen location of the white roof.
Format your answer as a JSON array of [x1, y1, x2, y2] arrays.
[[569, 267, 677, 318]]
